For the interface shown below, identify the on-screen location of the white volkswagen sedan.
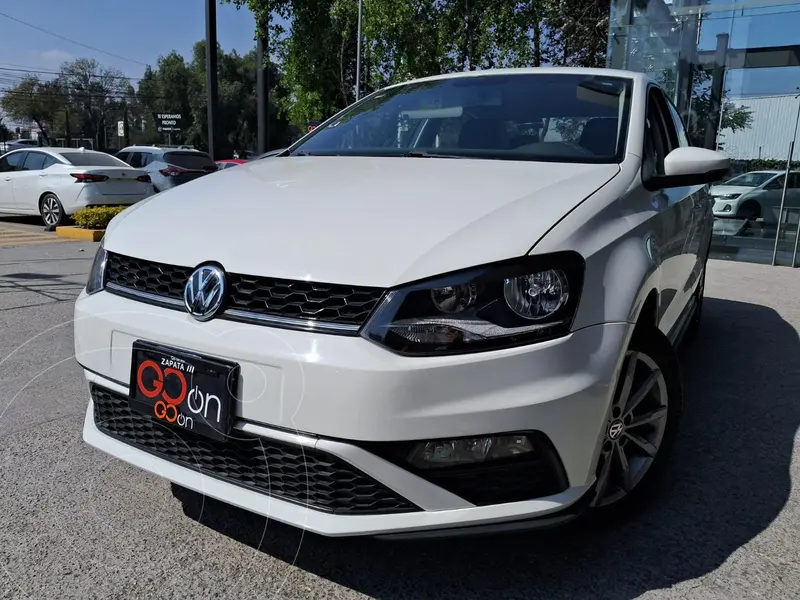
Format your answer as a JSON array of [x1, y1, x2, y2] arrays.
[[75, 68, 729, 538], [0, 147, 153, 227]]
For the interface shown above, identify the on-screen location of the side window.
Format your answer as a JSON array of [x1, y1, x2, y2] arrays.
[[766, 175, 785, 190], [3, 152, 26, 172], [665, 100, 690, 148], [21, 152, 47, 171], [140, 153, 153, 166], [644, 93, 670, 176], [42, 155, 59, 169], [788, 173, 800, 189], [116, 151, 131, 164], [0, 157, 9, 173], [128, 152, 144, 168]]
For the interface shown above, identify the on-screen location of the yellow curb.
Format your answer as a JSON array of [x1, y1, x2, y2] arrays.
[[56, 226, 105, 242]]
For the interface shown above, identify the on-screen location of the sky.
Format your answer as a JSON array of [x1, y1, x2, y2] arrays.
[[0, 0, 261, 83]]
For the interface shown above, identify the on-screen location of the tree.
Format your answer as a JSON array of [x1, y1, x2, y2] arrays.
[[60, 58, 131, 150], [543, 0, 609, 68], [0, 76, 65, 144]]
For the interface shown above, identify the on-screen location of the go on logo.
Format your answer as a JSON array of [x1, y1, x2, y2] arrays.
[[136, 360, 188, 424]]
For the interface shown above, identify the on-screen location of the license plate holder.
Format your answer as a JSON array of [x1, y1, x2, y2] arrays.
[[129, 340, 240, 441]]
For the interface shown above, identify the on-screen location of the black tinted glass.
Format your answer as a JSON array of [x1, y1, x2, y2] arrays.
[[164, 152, 216, 170], [292, 74, 633, 163], [21, 152, 47, 171], [5, 152, 26, 170], [60, 152, 128, 167]]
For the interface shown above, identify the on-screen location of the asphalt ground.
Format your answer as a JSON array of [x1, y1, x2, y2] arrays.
[[1, 237, 799, 600]]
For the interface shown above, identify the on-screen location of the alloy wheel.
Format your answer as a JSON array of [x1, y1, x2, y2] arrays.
[[591, 350, 669, 508], [41, 196, 61, 226]]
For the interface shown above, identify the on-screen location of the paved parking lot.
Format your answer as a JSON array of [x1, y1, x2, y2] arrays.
[[1, 239, 799, 600]]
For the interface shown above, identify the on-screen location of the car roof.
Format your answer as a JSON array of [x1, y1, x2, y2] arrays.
[[2, 147, 100, 157], [382, 66, 650, 91]]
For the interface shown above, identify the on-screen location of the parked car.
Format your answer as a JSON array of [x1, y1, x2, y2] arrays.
[[115, 146, 217, 192], [76, 67, 729, 539], [215, 159, 246, 170], [709, 170, 800, 219], [0, 147, 153, 226]]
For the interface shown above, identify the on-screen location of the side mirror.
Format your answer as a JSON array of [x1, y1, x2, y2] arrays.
[[646, 147, 731, 190]]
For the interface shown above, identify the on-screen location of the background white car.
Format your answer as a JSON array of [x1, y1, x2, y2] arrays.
[[0, 147, 154, 227], [710, 170, 800, 219]]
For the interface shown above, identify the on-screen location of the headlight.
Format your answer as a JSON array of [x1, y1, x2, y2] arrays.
[[361, 252, 584, 356], [85, 241, 107, 295], [720, 193, 741, 200]]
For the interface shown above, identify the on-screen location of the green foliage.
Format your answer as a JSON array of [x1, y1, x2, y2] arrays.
[[227, 0, 609, 130], [748, 159, 800, 171], [72, 206, 128, 229], [0, 76, 66, 144]]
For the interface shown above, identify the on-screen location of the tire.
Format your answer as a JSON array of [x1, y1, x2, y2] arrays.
[[583, 326, 683, 525], [39, 193, 65, 229], [736, 200, 760, 220]]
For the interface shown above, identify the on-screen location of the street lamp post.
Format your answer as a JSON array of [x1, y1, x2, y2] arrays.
[[355, 0, 363, 101]]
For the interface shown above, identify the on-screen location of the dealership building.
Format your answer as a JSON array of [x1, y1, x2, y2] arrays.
[[607, 0, 800, 266]]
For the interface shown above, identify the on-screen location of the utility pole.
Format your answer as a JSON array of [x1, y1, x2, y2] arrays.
[[123, 104, 130, 147], [205, 0, 219, 160], [64, 108, 72, 148], [355, 0, 363, 101]]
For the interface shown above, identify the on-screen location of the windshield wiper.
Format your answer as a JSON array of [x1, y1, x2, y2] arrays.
[[403, 150, 464, 159]]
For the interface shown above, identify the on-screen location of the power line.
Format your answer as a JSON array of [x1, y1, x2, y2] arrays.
[[0, 10, 149, 67], [0, 66, 145, 82]]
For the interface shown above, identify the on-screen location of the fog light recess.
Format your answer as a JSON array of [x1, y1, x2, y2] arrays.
[[407, 435, 535, 469]]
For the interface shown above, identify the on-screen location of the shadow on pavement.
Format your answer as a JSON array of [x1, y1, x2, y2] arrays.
[[0, 215, 45, 228], [176, 297, 799, 600]]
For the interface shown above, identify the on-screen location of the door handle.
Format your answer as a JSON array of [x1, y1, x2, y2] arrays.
[[38, 173, 47, 177], [3, 176, 10, 181]]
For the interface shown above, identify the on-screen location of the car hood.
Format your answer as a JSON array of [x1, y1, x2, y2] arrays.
[[710, 185, 756, 197], [105, 156, 620, 287]]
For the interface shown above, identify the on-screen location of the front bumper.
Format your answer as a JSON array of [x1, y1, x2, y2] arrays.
[[76, 290, 632, 537], [712, 198, 741, 216]]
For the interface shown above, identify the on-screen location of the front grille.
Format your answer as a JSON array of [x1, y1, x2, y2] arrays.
[[106, 253, 192, 299], [104, 252, 385, 329], [91, 385, 418, 515]]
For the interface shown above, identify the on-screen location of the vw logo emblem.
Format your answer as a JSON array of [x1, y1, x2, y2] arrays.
[[608, 420, 625, 441], [183, 265, 226, 322]]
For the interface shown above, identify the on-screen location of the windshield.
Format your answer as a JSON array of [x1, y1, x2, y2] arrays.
[[291, 73, 632, 163], [59, 152, 129, 167], [723, 172, 776, 187]]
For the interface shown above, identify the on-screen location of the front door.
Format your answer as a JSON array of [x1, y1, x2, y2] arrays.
[[12, 151, 54, 214], [643, 87, 698, 336], [0, 151, 27, 212]]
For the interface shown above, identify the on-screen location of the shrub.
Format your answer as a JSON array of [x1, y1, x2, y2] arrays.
[[72, 206, 128, 229]]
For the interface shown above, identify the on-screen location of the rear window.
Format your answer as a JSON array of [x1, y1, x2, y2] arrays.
[[164, 151, 216, 170], [59, 152, 129, 167]]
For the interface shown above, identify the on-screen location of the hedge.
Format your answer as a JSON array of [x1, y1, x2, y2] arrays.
[[72, 206, 128, 229]]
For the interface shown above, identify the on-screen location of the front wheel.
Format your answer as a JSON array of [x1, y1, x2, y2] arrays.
[[585, 327, 683, 523], [39, 193, 65, 230]]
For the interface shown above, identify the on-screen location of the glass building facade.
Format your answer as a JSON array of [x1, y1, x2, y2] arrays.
[[608, 0, 800, 266]]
